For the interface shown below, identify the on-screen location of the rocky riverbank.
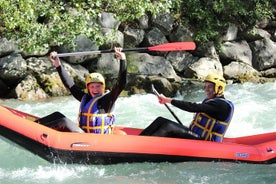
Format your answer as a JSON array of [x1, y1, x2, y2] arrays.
[[0, 12, 276, 100]]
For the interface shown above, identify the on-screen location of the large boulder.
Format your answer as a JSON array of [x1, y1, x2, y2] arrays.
[[0, 53, 27, 86], [0, 38, 19, 57], [169, 24, 194, 42], [98, 12, 120, 29], [143, 27, 168, 47], [223, 61, 259, 82], [250, 37, 276, 70], [127, 53, 181, 81], [57, 35, 99, 64], [166, 51, 197, 73], [15, 75, 49, 100], [219, 40, 252, 65], [123, 27, 145, 48], [152, 13, 174, 36], [184, 57, 223, 79]]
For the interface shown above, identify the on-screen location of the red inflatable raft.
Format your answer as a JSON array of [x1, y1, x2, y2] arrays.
[[0, 105, 275, 164]]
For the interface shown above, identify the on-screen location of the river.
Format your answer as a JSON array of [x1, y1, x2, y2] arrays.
[[1, 82, 276, 184]]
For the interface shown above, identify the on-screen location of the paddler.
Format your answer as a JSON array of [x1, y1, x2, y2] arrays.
[[50, 47, 127, 134], [140, 74, 234, 142]]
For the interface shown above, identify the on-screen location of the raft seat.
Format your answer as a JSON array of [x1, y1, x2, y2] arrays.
[[36, 112, 84, 133]]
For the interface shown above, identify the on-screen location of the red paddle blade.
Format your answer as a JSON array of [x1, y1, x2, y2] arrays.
[[148, 42, 196, 51]]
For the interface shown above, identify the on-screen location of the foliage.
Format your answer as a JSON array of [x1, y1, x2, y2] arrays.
[[177, 0, 274, 45], [0, 0, 172, 53], [0, 0, 274, 53]]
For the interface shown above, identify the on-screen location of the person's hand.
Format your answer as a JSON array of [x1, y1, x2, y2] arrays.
[[50, 51, 61, 67], [158, 94, 172, 104], [114, 47, 126, 60]]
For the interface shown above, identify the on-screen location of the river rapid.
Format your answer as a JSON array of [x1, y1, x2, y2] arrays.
[[1, 82, 276, 184]]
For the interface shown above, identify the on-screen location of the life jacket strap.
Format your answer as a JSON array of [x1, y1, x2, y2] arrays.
[[191, 113, 225, 141]]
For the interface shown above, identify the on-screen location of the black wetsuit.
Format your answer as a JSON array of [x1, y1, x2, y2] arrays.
[[56, 59, 127, 113], [140, 96, 232, 140]]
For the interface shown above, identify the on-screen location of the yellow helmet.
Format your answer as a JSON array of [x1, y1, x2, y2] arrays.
[[85, 73, 105, 92], [204, 74, 226, 95]]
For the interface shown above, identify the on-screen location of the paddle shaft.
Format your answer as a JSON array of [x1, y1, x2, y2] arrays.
[[151, 85, 184, 126], [164, 103, 184, 126], [56, 42, 196, 57], [57, 48, 148, 57]]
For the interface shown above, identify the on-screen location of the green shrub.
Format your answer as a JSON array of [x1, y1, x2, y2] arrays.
[[0, 0, 274, 53], [0, 0, 172, 53]]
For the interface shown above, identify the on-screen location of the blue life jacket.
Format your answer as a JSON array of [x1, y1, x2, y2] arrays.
[[189, 98, 234, 142], [78, 93, 114, 134]]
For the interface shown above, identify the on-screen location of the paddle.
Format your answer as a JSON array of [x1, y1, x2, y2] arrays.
[[56, 42, 196, 57], [151, 84, 184, 126]]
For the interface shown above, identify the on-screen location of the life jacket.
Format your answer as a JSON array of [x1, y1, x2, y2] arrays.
[[189, 98, 234, 142], [78, 93, 114, 134]]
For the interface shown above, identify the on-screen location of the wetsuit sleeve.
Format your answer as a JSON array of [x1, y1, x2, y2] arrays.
[[101, 59, 127, 112], [56, 65, 85, 102], [171, 98, 230, 121]]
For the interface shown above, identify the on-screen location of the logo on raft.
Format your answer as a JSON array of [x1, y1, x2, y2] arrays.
[[71, 142, 91, 148], [235, 152, 249, 158]]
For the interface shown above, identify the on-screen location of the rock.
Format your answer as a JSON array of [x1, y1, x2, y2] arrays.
[[0, 38, 19, 57], [261, 68, 276, 78], [26, 57, 55, 75], [138, 15, 149, 29], [39, 73, 70, 96], [1, 11, 276, 100], [98, 12, 120, 29], [152, 13, 174, 36], [57, 35, 99, 64], [166, 51, 196, 73], [143, 27, 168, 47], [222, 24, 238, 41], [127, 53, 181, 81], [123, 27, 145, 48], [27, 56, 88, 96], [100, 29, 124, 49], [250, 37, 276, 70], [223, 61, 259, 82], [194, 42, 219, 59], [148, 76, 174, 96], [62, 62, 88, 87], [219, 40, 252, 65], [15, 75, 49, 100], [0, 53, 27, 86], [169, 24, 194, 42], [0, 79, 9, 97], [241, 28, 271, 42], [97, 53, 119, 75], [184, 57, 223, 79]]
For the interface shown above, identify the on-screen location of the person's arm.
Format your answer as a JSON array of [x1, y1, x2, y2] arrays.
[[50, 52, 84, 101], [171, 98, 230, 121], [102, 48, 127, 112]]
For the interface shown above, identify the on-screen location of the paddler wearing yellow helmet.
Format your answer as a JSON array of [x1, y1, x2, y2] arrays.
[[50, 47, 127, 134], [204, 73, 226, 97], [85, 72, 106, 96], [140, 73, 234, 142]]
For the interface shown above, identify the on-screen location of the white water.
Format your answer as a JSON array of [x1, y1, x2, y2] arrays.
[[0, 82, 276, 184]]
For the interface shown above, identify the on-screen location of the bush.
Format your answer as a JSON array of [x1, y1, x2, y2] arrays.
[[177, 0, 274, 45], [0, 0, 172, 53], [0, 0, 274, 53]]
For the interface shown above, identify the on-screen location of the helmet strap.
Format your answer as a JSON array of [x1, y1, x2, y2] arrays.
[[216, 86, 223, 96]]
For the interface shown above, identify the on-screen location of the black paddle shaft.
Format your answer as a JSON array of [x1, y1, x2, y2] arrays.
[[151, 84, 184, 126]]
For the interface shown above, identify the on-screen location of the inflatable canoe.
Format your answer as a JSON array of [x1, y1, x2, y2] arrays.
[[0, 105, 275, 165]]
